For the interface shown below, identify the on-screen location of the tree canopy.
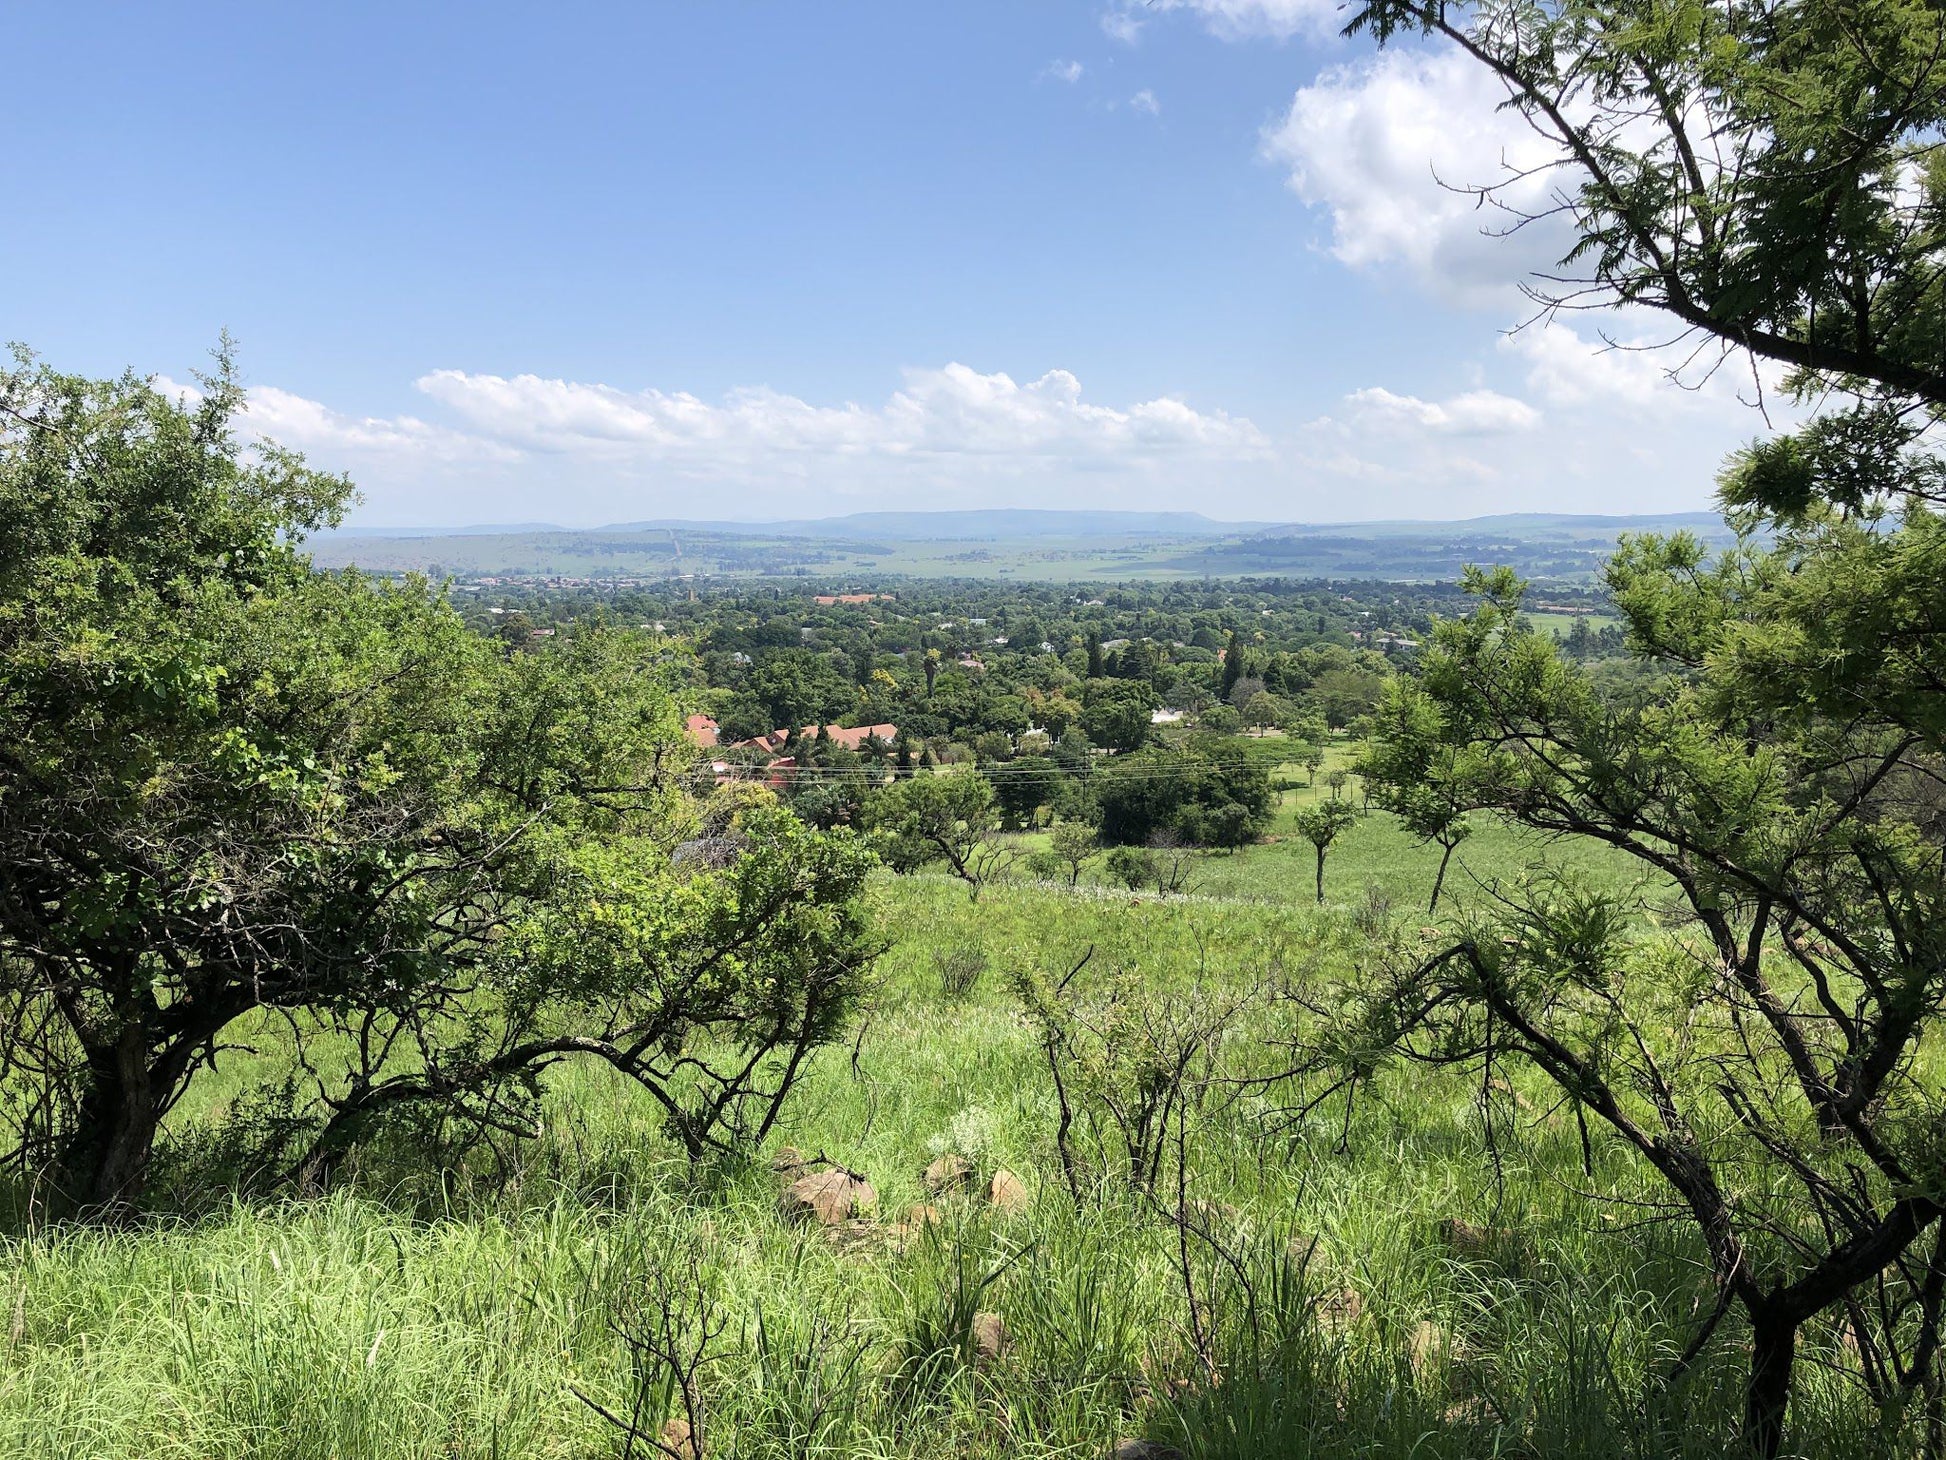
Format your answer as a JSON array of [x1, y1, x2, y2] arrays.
[[0, 350, 878, 1215], [1344, 0, 1946, 1450]]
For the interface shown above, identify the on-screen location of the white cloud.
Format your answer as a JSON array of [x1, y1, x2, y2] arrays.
[[244, 385, 517, 462], [1129, 88, 1161, 116], [1263, 46, 1579, 306], [149, 375, 512, 464], [163, 364, 1271, 524], [1105, 0, 1339, 41], [1344, 385, 1540, 435], [1501, 325, 1678, 409], [1285, 384, 1539, 499], [1500, 318, 1792, 416], [1044, 59, 1084, 83], [411, 363, 1267, 473]]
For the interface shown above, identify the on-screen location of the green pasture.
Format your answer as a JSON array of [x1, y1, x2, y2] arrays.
[[1523, 611, 1623, 639], [1009, 741, 1644, 912]]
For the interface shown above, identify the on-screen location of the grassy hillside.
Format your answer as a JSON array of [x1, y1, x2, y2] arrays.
[[0, 826, 1894, 1459]]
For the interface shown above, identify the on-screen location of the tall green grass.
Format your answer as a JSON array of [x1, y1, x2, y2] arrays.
[[0, 879, 1908, 1457]]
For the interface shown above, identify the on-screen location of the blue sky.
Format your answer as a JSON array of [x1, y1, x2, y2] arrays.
[[5, 1, 1774, 526]]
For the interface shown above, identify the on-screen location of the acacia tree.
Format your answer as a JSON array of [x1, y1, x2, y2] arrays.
[[1357, 727, 1475, 913], [1341, 0, 1946, 1451], [1047, 819, 1100, 887], [863, 771, 1010, 898], [1292, 801, 1358, 905], [0, 352, 878, 1217]]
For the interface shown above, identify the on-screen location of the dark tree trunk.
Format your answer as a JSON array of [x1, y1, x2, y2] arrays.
[[61, 1030, 162, 1217], [1743, 1307, 1799, 1460], [1314, 846, 1326, 904], [1429, 841, 1455, 913]]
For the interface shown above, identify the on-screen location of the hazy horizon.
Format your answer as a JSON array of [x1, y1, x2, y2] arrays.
[[318, 505, 1729, 537]]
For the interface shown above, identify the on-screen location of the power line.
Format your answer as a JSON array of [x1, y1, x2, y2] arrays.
[[690, 755, 1329, 786]]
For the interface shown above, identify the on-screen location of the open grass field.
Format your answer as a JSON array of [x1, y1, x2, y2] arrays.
[[1522, 611, 1623, 639], [1006, 741, 1645, 913], [0, 830, 1899, 1458]]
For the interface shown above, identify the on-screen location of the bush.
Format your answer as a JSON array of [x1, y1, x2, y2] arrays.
[[933, 946, 989, 1001], [1102, 845, 1153, 890]]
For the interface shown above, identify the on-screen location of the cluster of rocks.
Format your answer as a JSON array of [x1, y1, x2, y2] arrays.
[[760, 1149, 1512, 1448], [769, 1146, 1034, 1256], [918, 1151, 1030, 1214]]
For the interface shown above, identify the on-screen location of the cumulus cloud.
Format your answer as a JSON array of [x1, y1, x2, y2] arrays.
[[1285, 384, 1539, 498], [244, 385, 517, 462], [1289, 372, 1758, 511], [412, 363, 1267, 471], [158, 363, 1271, 523], [1044, 59, 1084, 83], [148, 362, 1275, 521], [1263, 46, 1579, 306], [149, 375, 512, 464], [1129, 88, 1161, 116], [1344, 385, 1540, 435], [1500, 319, 1793, 417]]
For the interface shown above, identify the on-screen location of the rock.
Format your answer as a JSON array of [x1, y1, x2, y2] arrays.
[[1186, 1198, 1242, 1233], [1318, 1286, 1363, 1334], [988, 1167, 1031, 1215], [970, 1310, 1009, 1366], [1408, 1319, 1449, 1378], [1409, 1318, 1474, 1381], [888, 1203, 940, 1251], [822, 1217, 885, 1255], [1443, 1396, 1495, 1427], [779, 1168, 876, 1226], [1486, 1075, 1532, 1111], [1112, 1441, 1188, 1460], [1284, 1230, 1323, 1267], [659, 1418, 698, 1460], [903, 1201, 941, 1230], [1437, 1218, 1494, 1258], [923, 1152, 977, 1196], [1436, 1217, 1523, 1268]]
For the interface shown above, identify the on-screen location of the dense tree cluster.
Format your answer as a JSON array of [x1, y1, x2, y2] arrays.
[[0, 352, 880, 1216]]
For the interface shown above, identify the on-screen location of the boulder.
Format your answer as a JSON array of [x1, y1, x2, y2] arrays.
[[987, 1167, 1031, 1215], [659, 1419, 698, 1460], [1436, 1217, 1524, 1269], [902, 1201, 941, 1230], [1318, 1286, 1363, 1334], [822, 1217, 885, 1255], [923, 1152, 977, 1196], [970, 1310, 1009, 1366], [779, 1168, 875, 1226], [1444, 1396, 1496, 1427], [1437, 1217, 1492, 1256], [1408, 1319, 1450, 1378], [1112, 1441, 1188, 1460]]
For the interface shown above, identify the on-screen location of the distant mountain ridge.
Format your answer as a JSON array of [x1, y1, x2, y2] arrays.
[[308, 507, 1734, 584], [325, 507, 1720, 542]]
